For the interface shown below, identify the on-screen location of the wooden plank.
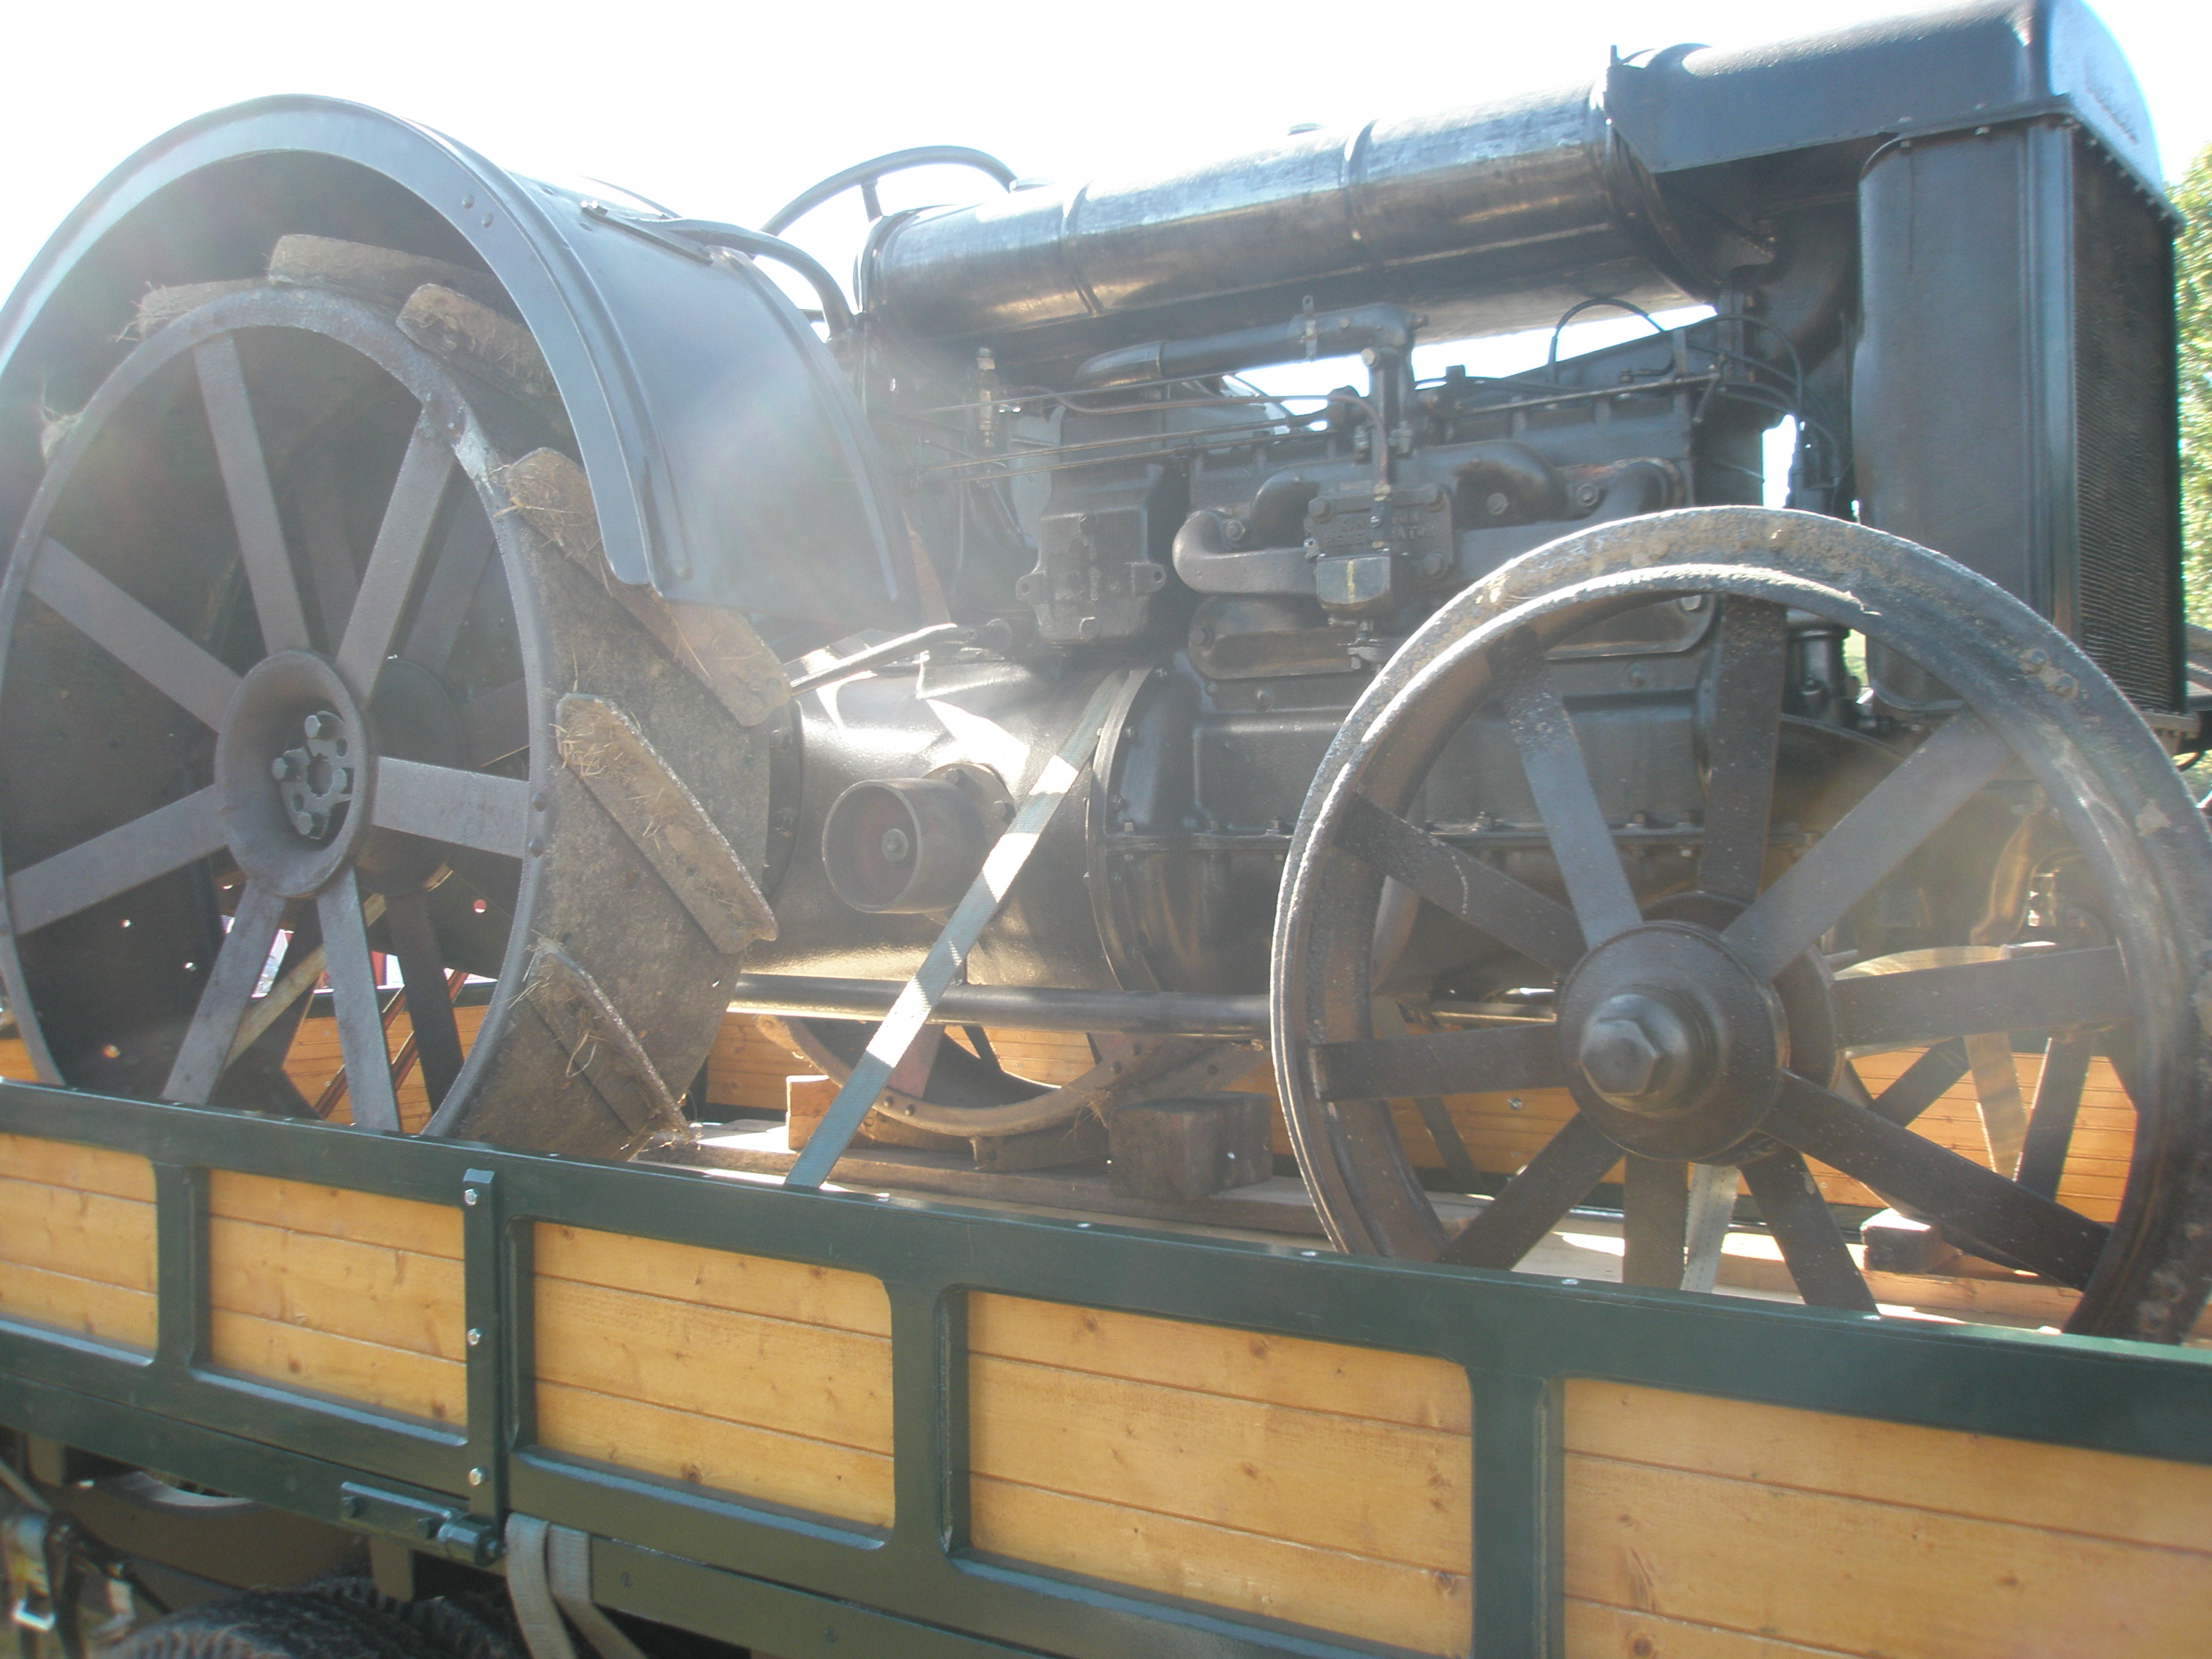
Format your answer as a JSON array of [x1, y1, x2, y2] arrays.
[[209, 1308, 466, 1425], [207, 1217, 465, 1360], [536, 1378, 892, 1527], [968, 1352, 1469, 1572], [532, 1224, 889, 1336], [705, 1014, 809, 1113], [0, 1134, 154, 1201], [207, 1172, 462, 1258], [1564, 1381, 2212, 1555], [0, 1257, 156, 1348], [967, 1294, 1469, 1432], [1562, 1454, 2212, 1658], [970, 1475, 1470, 1657], [535, 1277, 892, 1454], [1563, 1599, 1854, 1657], [0, 1177, 155, 1289]]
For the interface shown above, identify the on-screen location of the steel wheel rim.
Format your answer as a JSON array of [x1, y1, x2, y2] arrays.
[[1272, 507, 2212, 1340]]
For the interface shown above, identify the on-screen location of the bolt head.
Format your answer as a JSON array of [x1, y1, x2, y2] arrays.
[[1578, 991, 1702, 1108], [880, 826, 912, 864]]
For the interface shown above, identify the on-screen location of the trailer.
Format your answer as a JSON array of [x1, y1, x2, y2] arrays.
[[3, 0, 2211, 1652]]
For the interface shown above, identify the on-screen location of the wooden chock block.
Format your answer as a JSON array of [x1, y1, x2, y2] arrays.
[[1107, 1094, 1273, 1204], [1860, 1207, 1952, 1275]]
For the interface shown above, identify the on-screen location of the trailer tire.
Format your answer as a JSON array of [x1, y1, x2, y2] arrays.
[[108, 1580, 522, 1659]]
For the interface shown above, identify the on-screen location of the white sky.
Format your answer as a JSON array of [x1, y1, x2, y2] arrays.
[[1, 0, 2202, 396]]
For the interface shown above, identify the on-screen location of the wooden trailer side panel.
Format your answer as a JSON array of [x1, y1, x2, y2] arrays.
[[531, 1224, 895, 1528], [0, 1131, 155, 1348], [966, 1293, 1474, 1656], [205, 1173, 467, 1425], [1563, 1380, 2212, 1658]]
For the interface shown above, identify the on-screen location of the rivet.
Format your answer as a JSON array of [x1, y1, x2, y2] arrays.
[[467, 1467, 487, 1488], [467, 1327, 484, 1347], [2051, 674, 2077, 697], [531, 792, 548, 811], [463, 1188, 480, 1206], [526, 835, 546, 855]]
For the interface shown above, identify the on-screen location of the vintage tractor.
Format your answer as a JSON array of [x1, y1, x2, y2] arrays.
[[1, 0, 2207, 1340]]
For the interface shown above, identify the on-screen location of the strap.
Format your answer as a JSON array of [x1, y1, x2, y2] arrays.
[[504, 1515, 575, 1659], [546, 1525, 652, 1659], [505, 1515, 650, 1659]]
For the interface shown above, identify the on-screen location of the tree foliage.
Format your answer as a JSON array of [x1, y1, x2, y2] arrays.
[[2179, 144, 2212, 624]]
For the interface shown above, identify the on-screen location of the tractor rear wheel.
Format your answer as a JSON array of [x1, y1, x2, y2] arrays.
[[0, 272, 776, 1155]]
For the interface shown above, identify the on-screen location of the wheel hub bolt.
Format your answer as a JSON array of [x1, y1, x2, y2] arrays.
[[880, 827, 912, 865], [1578, 990, 1702, 1108], [274, 710, 354, 844]]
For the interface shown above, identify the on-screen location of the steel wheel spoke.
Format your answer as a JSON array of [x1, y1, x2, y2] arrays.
[[161, 882, 287, 1104], [1372, 1000, 1486, 1190], [1494, 630, 1641, 947], [462, 678, 531, 768], [1868, 1038, 1970, 1126], [1741, 1149, 1877, 1311], [1834, 946, 2127, 1051], [400, 506, 499, 676], [1622, 1156, 1689, 1288], [1696, 598, 1789, 903], [1312, 1021, 1562, 1103], [229, 912, 323, 1080], [1765, 1073, 2107, 1286], [6, 787, 224, 934], [194, 335, 311, 654], [1439, 1112, 1616, 1269], [371, 758, 530, 856], [1336, 793, 1582, 972], [386, 888, 466, 1111], [317, 870, 401, 1132], [296, 449, 358, 651], [1722, 713, 2011, 982], [26, 539, 241, 729], [335, 420, 456, 699], [2016, 1031, 2096, 1200]]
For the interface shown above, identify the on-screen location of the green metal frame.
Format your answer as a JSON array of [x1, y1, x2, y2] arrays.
[[3, 1077, 2209, 1659]]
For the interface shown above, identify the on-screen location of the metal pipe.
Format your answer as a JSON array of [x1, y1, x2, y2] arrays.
[[868, 81, 1694, 356], [725, 975, 1271, 1036], [1073, 303, 1415, 388], [785, 622, 968, 693]]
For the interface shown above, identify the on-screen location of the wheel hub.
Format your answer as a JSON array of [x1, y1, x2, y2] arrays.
[[271, 711, 354, 842], [1558, 922, 1787, 1161], [214, 651, 375, 898]]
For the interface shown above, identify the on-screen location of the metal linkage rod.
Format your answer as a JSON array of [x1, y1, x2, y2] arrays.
[[725, 976, 1270, 1038], [782, 672, 1143, 1189]]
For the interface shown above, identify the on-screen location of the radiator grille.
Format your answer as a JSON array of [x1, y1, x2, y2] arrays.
[[2070, 138, 2183, 712]]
